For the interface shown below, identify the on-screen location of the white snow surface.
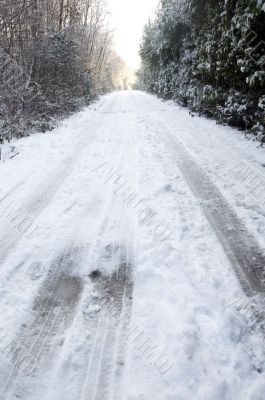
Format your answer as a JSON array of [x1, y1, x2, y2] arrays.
[[0, 91, 265, 399]]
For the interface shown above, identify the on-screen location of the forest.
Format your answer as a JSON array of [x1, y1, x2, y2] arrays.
[[0, 0, 126, 142], [138, 0, 265, 141]]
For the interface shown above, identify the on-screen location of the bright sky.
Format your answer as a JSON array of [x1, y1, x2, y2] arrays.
[[107, 0, 160, 71]]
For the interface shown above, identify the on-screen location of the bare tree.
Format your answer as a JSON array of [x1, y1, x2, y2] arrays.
[[0, 0, 125, 141]]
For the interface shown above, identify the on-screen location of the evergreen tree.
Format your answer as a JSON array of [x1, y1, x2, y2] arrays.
[[139, 0, 265, 140]]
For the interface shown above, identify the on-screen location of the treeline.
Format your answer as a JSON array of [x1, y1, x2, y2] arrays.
[[0, 0, 125, 142], [139, 0, 265, 140]]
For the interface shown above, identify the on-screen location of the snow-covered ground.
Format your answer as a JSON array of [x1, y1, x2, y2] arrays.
[[0, 91, 265, 400]]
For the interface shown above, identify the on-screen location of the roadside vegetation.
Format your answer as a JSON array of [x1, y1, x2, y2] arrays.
[[138, 0, 265, 142], [0, 0, 126, 142]]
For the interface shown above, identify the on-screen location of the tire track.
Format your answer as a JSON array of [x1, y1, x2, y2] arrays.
[[151, 115, 265, 296], [80, 113, 137, 400], [0, 97, 116, 266], [81, 215, 134, 400], [0, 243, 84, 400], [0, 98, 120, 399], [0, 96, 137, 400], [10, 105, 136, 400]]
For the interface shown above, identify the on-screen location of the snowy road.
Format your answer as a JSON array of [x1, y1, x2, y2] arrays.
[[0, 91, 265, 399]]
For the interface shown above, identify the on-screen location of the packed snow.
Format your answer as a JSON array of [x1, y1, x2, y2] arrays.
[[0, 91, 265, 400]]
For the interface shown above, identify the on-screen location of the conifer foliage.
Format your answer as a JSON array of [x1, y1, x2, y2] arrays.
[[139, 0, 265, 140]]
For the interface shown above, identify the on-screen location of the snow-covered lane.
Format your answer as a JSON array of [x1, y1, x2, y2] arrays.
[[0, 91, 265, 400]]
